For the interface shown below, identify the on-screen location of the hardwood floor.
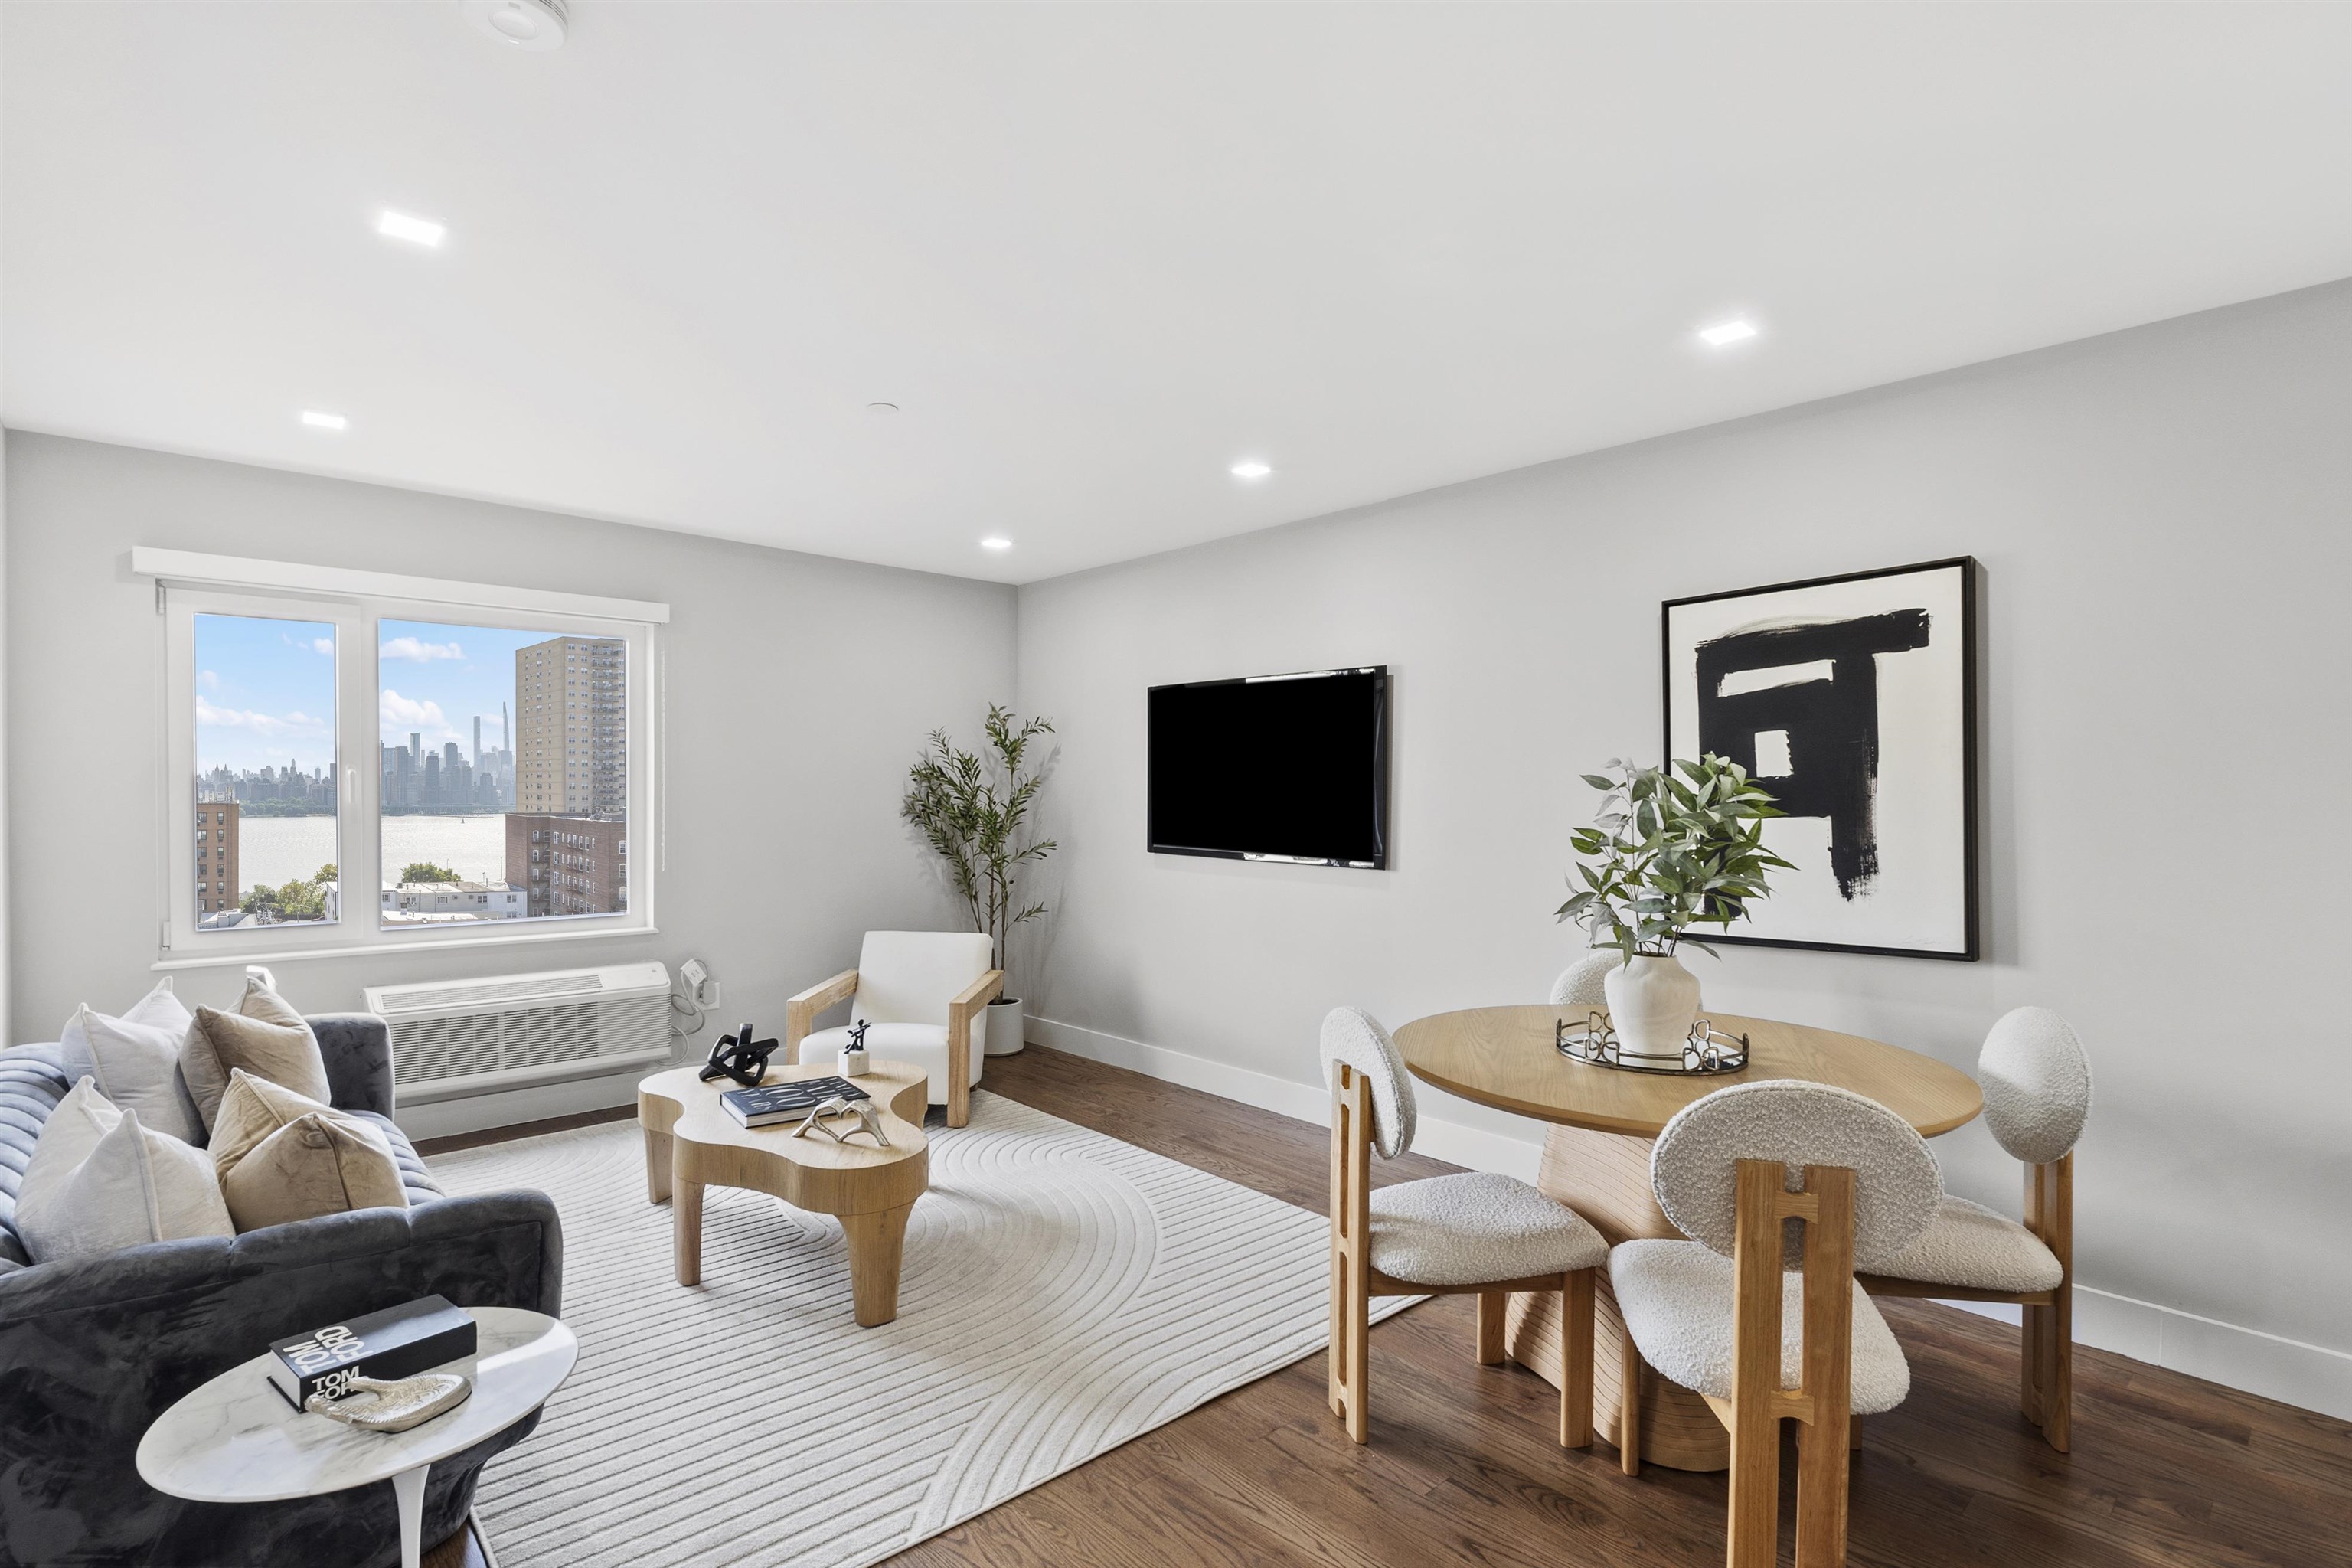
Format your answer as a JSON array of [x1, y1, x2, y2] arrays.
[[438, 1047, 2350, 1567], [901, 1047, 2352, 1568]]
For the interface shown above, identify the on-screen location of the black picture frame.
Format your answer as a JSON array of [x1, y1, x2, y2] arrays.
[[1661, 557, 1979, 962]]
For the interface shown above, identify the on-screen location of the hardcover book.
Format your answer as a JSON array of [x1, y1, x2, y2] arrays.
[[722, 1076, 871, 1128], [268, 1295, 478, 1409]]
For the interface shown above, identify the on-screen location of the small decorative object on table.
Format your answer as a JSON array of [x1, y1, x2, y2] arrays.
[[304, 1373, 472, 1432], [699, 1020, 780, 1087], [792, 1096, 892, 1148], [838, 1019, 871, 1078], [1555, 1011, 1749, 1074], [1555, 755, 1792, 1069]]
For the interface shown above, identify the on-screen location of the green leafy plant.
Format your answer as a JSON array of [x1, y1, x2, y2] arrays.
[[1555, 755, 1794, 960], [243, 877, 326, 923], [400, 861, 461, 884], [902, 704, 1058, 969]]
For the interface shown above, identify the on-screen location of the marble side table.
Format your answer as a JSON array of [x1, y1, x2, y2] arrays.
[[137, 1305, 576, 1568]]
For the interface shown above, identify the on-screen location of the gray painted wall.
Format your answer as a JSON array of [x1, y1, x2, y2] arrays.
[[5, 433, 1017, 1125], [1014, 281, 2352, 1357]]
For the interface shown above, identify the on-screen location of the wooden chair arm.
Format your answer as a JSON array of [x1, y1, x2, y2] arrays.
[[783, 968, 859, 1066], [944, 969, 1004, 1128], [948, 969, 1007, 1013]]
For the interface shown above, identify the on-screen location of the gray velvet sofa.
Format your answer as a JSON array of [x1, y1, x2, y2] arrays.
[[0, 1015, 564, 1567]]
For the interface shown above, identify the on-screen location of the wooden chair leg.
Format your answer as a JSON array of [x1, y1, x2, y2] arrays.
[[1726, 1400, 1781, 1568], [1795, 1406, 1851, 1568], [1618, 1327, 1644, 1475], [1476, 1290, 1507, 1366], [2021, 1302, 2047, 1427], [1342, 1272, 1370, 1444], [1560, 1270, 1594, 1450], [2044, 1281, 2073, 1452]]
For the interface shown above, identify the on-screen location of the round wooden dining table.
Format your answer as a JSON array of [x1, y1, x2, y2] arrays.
[[1393, 1004, 1981, 1472]]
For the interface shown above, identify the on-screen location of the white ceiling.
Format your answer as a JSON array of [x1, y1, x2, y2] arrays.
[[5, 3, 2347, 585]]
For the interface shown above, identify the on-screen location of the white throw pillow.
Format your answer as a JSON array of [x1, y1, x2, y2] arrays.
[[14, 1076, 122, 1243], [59, 980, 202, 1145], [18, 1107, 234, 1266]]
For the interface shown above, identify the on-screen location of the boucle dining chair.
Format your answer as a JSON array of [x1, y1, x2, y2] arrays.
[[1610, 1080, 1941, 1568], [1321, 1007, 1609, 1448], [1548, 949, 1617, 1011], [1858, 1006, 2092, 1450]]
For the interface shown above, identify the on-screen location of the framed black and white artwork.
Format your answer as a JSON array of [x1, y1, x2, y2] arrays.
[[1662, 557, 1978, 961]]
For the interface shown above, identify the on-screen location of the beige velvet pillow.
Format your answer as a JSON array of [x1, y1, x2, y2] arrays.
[[181, 979, 329, 1132], [220, 1114, 410, 1233], [209, 1068, 387, 1181]]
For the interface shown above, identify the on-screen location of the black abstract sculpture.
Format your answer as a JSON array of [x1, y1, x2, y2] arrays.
[[698, 1020, 780, 1086]]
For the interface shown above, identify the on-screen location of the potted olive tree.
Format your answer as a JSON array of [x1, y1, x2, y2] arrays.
[[1555, 756, 1792, 1060], [902, 705, 1057, 1056]]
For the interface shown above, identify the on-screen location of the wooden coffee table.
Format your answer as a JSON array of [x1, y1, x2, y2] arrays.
[[637, 1060, 929, 1326]]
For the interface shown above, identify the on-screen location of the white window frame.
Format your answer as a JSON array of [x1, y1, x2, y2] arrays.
[[142, 550, 665, 969]]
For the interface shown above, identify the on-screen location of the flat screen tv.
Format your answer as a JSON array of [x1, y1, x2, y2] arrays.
[[1148, 666, 1389, 868]]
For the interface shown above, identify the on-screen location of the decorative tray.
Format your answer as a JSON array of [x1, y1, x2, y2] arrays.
[[1554, 1012, 1749, 1076]]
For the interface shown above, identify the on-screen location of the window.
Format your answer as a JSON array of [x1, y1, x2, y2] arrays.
[[152, 552, 663, 960]]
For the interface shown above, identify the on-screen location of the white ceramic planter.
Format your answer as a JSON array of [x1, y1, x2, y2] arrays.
[[984, 997, 1026, 1057], [1603, 953, 1702, 1061]]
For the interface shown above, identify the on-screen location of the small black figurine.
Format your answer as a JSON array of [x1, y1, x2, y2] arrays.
[[698, 1020, 781, 1087]]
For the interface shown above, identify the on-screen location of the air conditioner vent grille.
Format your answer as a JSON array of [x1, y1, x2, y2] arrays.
[[390, 993, 667, 1087]]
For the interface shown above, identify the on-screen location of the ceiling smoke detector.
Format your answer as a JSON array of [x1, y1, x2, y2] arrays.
[[462, 0, 568, 53]]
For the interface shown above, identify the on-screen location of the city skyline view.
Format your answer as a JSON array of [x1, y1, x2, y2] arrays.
[[190, 610, 632, 927], [194, 613, 586, 779]]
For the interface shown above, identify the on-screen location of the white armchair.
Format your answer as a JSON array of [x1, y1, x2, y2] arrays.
[[784, 932, 1003, 1128]]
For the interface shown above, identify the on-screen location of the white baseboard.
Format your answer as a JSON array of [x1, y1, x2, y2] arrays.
[[1028, 1014, 2352, 1422]]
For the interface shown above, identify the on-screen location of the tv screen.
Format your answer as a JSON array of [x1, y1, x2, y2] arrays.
[[1148, 667, 1388, 868]]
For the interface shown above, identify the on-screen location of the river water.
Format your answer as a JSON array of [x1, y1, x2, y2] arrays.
[[237, 814, 512, 890]]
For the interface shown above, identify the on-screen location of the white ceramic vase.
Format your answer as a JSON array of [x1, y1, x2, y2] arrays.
[[1603, 952, 1702, 1062], [984, 996, 1026, 1057]]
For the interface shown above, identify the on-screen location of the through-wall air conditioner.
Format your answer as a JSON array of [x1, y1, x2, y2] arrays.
[[364, 961, 671, 1105]]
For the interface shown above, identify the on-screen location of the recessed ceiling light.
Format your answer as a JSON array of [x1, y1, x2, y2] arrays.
[[1698, 319, 1759, 348], [300, 410, 348, 431], [462, 0, 567, 51], [980, 537, 1013, 551], [377, 210, 445, 248], [1230, 460, 1272, 479]]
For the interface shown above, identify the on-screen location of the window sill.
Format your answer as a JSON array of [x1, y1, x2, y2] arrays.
[[152, 921, 660, 972]]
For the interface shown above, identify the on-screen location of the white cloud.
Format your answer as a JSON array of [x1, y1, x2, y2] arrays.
[[381, 636, 463, 662], [198, 669, 221, 691], [312, 638, 335, 657], [197, 698, 328, 738], [379, 689, 449, 730]]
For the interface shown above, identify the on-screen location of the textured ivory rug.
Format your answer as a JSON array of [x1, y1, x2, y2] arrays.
[[430, 1090, 1410, 1568]]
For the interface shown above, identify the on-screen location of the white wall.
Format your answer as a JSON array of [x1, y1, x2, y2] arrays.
[[5, 433, 1016, 1131], [1014, 281, 2352, 1411]]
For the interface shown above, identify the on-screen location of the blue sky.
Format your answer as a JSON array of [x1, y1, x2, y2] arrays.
[[194, 613, 593, 774]]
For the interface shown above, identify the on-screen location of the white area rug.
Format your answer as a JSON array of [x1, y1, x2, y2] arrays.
[[429, 1090, 1410, 1568]]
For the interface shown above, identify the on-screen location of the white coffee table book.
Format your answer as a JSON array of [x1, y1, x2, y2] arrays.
[[137, 1305, 575, 1568]]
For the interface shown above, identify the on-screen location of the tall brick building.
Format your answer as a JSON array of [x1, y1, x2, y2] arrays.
[[505, 812, 628, 917], [514, 635, 626, 820], [195, 800, 240, 920]]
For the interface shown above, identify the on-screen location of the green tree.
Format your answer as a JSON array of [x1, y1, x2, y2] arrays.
[[400, 862, 461, 884], [315, 863, 338, 883], [901, 705, 1057, 969], [242, 877, 326, 923]]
